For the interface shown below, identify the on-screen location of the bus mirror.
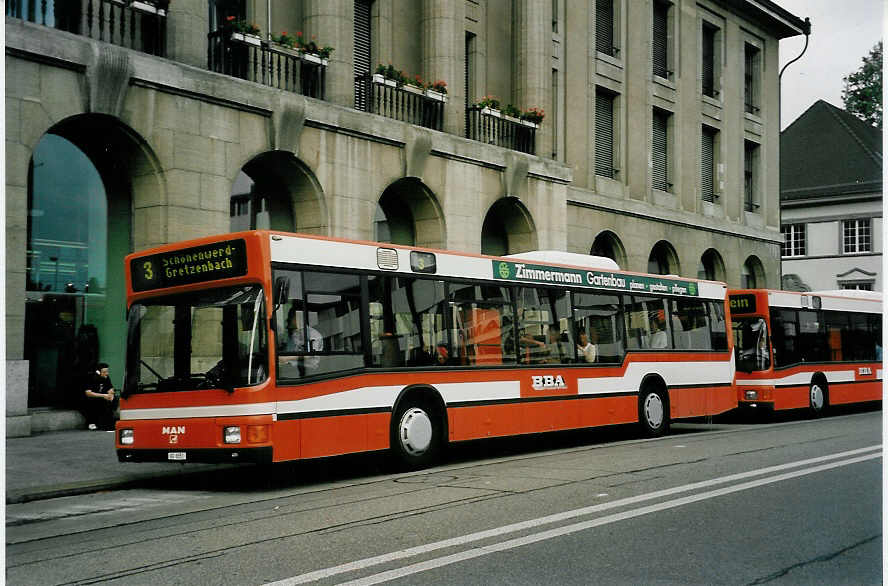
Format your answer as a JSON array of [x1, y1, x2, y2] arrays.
[[273, 277, 290, 308]]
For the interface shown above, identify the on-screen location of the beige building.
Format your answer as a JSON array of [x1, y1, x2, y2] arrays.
[[5, 0, 807, 435]]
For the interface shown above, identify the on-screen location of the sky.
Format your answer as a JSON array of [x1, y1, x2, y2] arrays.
[[776, 0, 883, 129]]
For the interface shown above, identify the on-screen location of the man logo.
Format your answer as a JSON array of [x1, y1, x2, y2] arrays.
[[531, 374, 567, 390], [162, 426, 186, 435]]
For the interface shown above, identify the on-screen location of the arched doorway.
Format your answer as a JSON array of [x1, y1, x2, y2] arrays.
[[590, 230, 627, 268], [25, 115, 142, 408], [647, 240, 680, 275], [374, 178, 445, 248], [697, 248, 726, 281], [481, 197, 537, 256], [742, 255, 766, 288], [229, 151, 327, 234]]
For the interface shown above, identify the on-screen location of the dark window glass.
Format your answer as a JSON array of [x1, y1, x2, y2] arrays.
[[573, 292, 625, 363], [449, 283, 516, 365], [368, 276, 448, 367], [516, 288, 573, 364], [770, 309, 799, 367], [625, 296, 670, 350], [669, 298, 712, 350], [275, 269, 364, 380]]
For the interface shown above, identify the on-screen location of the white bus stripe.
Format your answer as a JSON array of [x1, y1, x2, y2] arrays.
[[262, 445, 880, 586]]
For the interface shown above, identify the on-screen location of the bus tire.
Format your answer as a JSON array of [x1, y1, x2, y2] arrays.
[[809, 377, 828, 418], [638, 383, 670, 437], [391, 398, 441, 470]]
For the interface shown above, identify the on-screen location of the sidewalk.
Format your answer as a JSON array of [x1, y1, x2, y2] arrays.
[[5, 429, 231, 504]]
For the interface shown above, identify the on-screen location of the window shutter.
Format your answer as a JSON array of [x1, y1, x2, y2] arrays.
[[702, 25, 715, 96], [354, 0, 372, 111], [652, 1, 668, 78], [596, 0, 614, 56], [701, 127, 715, 202], [595, 91, 614, 178], [652, 110, 668, 191]]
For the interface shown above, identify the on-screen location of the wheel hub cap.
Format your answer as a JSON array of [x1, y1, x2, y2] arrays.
[[811, 385, 824, 410], [644, 394, 664, 429], [399, 407, 432, 456]]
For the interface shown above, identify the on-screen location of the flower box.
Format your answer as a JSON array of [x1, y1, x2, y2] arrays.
[[425, 89, 447, 102], [372, 73, 398, 87], [130, 1, 166, 16], [403, 84, 425, 95], [270, 43, 301, 58], [230, 32, 262, 46], [480, 107, 502, 118], [520, 119, 539, 128], [302, 53, 328, 66], [504, 114, 522, 124]]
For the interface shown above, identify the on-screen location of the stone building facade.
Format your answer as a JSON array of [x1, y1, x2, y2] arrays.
[[5, 0, 807, 435]]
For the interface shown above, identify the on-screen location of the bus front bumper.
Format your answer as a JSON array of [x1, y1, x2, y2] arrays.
[[117, 446, 273, 464]]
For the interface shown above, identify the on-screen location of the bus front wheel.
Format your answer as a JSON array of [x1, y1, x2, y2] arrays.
[[391, 399, 441, 469], [639, 385, 670, 437], [809, 380, 828, 417]]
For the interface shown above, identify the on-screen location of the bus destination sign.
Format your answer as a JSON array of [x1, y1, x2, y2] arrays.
[[492, 260, 698, 296], [728, 294, 757, 314], [131, 239, 248, 292]]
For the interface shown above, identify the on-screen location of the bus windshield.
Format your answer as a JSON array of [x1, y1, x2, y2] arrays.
[[125, 285, 268, 394], [732, 316, 770, 372]]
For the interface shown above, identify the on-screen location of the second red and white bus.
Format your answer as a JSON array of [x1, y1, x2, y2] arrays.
[[730, 289, 882, 416], [117, 231, 737, 467]]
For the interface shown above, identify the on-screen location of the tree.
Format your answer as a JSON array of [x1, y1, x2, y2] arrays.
[[842, 41, 882, 129]]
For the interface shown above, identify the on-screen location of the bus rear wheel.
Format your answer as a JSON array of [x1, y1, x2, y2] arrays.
[[639, 386, 670, 437], [809, 380, 828, 418], [391, 399, 441, 469]]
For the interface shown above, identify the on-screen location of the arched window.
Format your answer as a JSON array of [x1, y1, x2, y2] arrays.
[[647, 240, 679, 275], [590, 230, 627, 268], [698, 248, 725, 281], [481, 197, 537, 256], [26, 134, 108, 407], [742, 255, 766, 289]]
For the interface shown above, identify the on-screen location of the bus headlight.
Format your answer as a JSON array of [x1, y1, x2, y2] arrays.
[[119, 429, 134, 445], [223, 426, 242, 444], [744, 390, 758, 401]]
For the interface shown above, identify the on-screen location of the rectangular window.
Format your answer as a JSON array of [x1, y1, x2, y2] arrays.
[[652, 108, 670, 191], [701, 126, 717, 202], [276, 270, 365, 380], [843, 219, 872, 253], [781, 224, 806, 257], [840, 282, 874, 291], [625, 296, 670, 350], [744, 43, 760, 114], [652, 0, 670, 79], [596, 0, 616, 57], [516, 287, 573, 364], [572, 292, 625, 363], [669, 298, 713, 350], [449, 283, 516, 365], [595, 89, 616, 178], [368, 276, 449, 367], [702, 23, 717, 97], [744, 140, 759, 211]]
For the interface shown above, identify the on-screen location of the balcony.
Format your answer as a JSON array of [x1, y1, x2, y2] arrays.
[[6, 0, 167, 56], [354, 74, 446, 132], [207, 31, 327, 99], [466, 106, 538, 155]]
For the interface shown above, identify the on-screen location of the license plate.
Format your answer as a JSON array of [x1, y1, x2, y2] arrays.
[[167, 452, 186, 461]]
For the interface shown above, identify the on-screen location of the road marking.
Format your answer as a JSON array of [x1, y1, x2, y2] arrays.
[[263, 445, 880, 586], [340, 452, 881, 586]]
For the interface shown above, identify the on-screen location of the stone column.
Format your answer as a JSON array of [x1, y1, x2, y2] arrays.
[[304, 0, 354, 108], [166, 0, 210, 69], [513, 0, 549, 156], [422, 0, 463, 136]]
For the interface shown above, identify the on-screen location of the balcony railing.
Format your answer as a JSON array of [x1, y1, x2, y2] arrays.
[[6, 0, 167, 56], [207, 30, 327, 98], [355, 74, 446, 132], [466, 106, 537, 155], [207, 30, 327, 100]]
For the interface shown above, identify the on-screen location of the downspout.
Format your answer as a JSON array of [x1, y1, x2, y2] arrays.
[[267, 0, 272, 41], [777, 17, 810, 287]]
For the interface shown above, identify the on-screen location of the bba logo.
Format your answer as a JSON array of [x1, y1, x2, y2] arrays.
[[531, 374, 567, 390]]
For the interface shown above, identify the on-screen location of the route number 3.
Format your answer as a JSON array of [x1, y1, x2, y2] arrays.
[[143, 260, 155, 281]]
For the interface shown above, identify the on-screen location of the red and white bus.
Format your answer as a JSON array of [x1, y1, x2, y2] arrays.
[[730, 289, 882, 416], [117, 231, 736, 467]]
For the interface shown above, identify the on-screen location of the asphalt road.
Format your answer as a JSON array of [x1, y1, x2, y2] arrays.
[[6, 406, 882, 585]]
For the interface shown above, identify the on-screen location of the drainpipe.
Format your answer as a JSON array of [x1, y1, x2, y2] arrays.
[[267, 0, 272, 41]]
